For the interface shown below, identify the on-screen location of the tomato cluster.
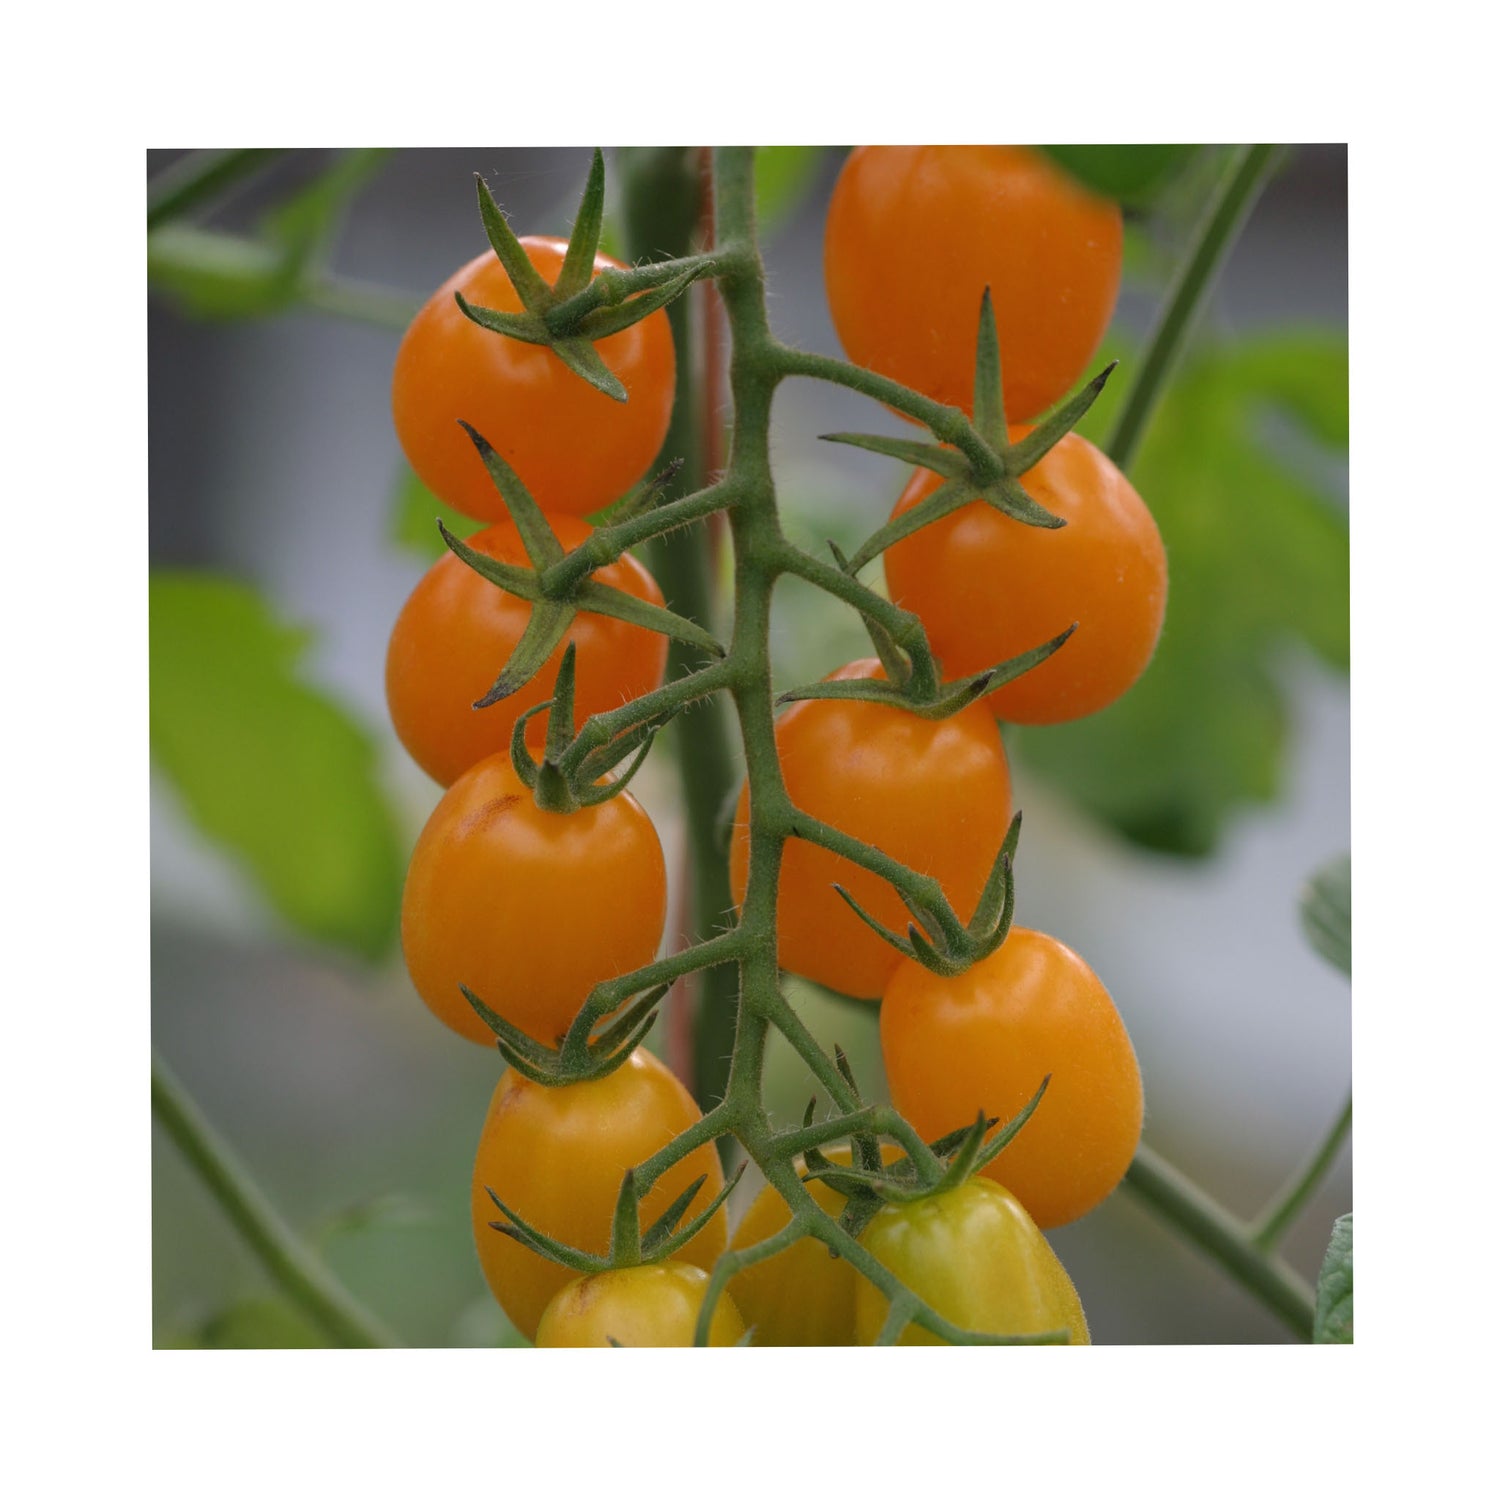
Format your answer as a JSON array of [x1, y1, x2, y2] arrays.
[[385, 146, 1163, 1348]]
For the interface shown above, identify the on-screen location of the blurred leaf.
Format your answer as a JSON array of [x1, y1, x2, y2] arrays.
[[150, 572, 404, 958], [755, 147, 827, 234], [312, 1193, 431, 1251], [1013, 330, 1349, 856], [199, 1297, 330, 1349], [390, 464, 483, 561], [265, 148, 390, 268], [1043, 145, 1201, 206], [1300, 853, 1351, 978], [1313, 1213, 1353, 1343]]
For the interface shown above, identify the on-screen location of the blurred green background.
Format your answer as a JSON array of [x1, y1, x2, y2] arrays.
[[149, 146, 1349, 1346]]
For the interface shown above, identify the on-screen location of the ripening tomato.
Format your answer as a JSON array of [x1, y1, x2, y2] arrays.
[[824, 146, 1122, 424], [727, 660, 1012, 1000], [386, 515, 668, 786], [401, 754, 666, 1047], [884, 431, 1167, 724], [392, 236, 676, 520], [728, 1145, 900, 1346], [854, 1177, 1089, 1345], [880, 927, 1143, 1230], [535, 1263, 745, 1347], [472, 1050, 728, 1342]]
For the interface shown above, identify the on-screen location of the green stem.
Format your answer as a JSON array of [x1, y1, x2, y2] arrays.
[[1124, 1143, 1315, 1341], [151, 1051, 399, 1349], [1250, 1095, 1352, 1251], [1107, 144, 1283, 471], [146, 148, 284, 230]]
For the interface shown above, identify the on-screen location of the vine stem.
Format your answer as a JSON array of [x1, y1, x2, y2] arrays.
[[1124, 1143, 1315, 1340], [151, 1051, 400, 1349], [1106, 143, 1282, 470]]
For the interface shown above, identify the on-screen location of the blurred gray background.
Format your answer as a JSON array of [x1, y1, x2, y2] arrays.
[[150, 146, 1349, 1345]]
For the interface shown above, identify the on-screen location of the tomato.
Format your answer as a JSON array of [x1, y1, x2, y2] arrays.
[[728, 1145, 900, 1346], [728, 660, 1012, 1000], [854, 1177, 1089, 1345], [880, 926, 1143, 1230], [386, 514, 669, 787], [534, 1263, 745, 1347], [884, 431, 1167, 724], [824, 146, 1122, 424], [402, 753, 666, 1047], [391, 237, 676, 521], [471, 1049, 728, 1342]]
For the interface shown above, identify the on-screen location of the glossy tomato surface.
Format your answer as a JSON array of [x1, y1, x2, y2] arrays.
[[854, 1178, 1089, 1345], [386, 515, 668, 786], [471, 1050, 727, 1342], [535, 1263, 745, 1347], [728, 1145, 899, 1346], [884, 430, 1167, 724], [401, 754, 666, 1046], [392, 237, 676, 520], [728, 660, 1013, 1000], [881, 926, 1143, 1229], [824, 146, 1122, 423]]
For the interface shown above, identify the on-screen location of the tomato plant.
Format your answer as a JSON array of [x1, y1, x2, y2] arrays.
[[727, 659, 1013, 1000], [884, 431, 1168, 724], [824, 145, 1122, 423], [470, 1049, 728, 1341], [386, 514, 668, 786], [881, 926, 1143, 1229], [534, 1263, 745, 1347], [391, 236, 676, 521], [401, 752, 666, 1046], [854, 1178, 1089, 1345]]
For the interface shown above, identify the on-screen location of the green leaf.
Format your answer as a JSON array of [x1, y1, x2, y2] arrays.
[[1011, 330, 1349, 857], [1301, 853, 1352, 978], [389, 465, 483, 561], [1042, 145, 1201, 206], [755, 147, 826, 234], [1313, 1213, 1353, 1343], [150, 572, 404, 958]]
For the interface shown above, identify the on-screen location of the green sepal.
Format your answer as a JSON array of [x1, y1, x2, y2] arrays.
[[588, 984, 670, 1056], [452, 294, 551, 345], [982, 474, 1068, 530], [475, 600, 573, 708], [575, 266, 705, 341], [1005, 361, 1118, 475], [574, 723, 663, 807], [571, 579, 726, 656], [543, 643, 579, 765], [833, 1044, 861, 1101], [460, 984, 555, 1064], [829, 883, 920, 964], [483, 1186, 604, 1274], [455, 423, 565, 569], [777, 668, 994, 722], [551, 336, 629, 403], [508, 700, 551, 791], [653, 1164, 747, 1261], [844, 477, 974, 575], [473, 173, 553, 312], [437, 520, 542, 599], [609, 1169, 644, 1266], [638, 1174, 708, 1258], [554, 149, 607, 300], [837, 1193, 886, 1242], [598, 457, 686, 525], [926, 1116, 1001, 1160], [971, 1075, 1051, 1175], [933, 1111, 991, 1193], [575, 702, 683, 787], [818, 432, 969, 481], [971, 286, 1007, 445]]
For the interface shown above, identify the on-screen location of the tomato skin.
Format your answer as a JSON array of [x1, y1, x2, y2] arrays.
[[728, 1145, 899, 1346], [471, 1051, 728, 1342], [534, 1263, 745, 1347], [386, 515, 668, 787], [401, 754, 666, 1047], [880, 926, 1143, 1230], [884, 431, 1167, 724], [824, 146, 1122, 424], [727, 660, 1013, 1000], [854, 1178, 1089, 1346], [391, 237, 676, 521]]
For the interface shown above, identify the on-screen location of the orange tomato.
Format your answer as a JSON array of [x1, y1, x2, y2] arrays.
[[884, 431, 1167, 724], [391, 237, 676, 520], [824, 146, 1122, 423], [471, 1050, 728, 1342], [880, 927, 1143, 1229], [401, 754, 666, 1047], [535, 1263, 745, 1347], [728, 660, 1012, 1000], [386, 515, 668, 787]]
